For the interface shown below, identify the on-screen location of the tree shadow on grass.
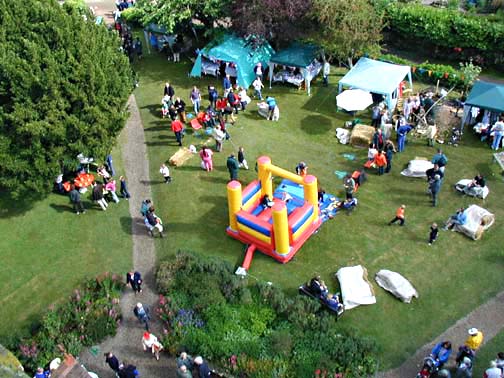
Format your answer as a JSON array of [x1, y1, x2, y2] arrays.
[[0, 191, 43, 219], [49, 203, 73, 213], [300, 114, 333, 135], [141, 104, 161, 118]]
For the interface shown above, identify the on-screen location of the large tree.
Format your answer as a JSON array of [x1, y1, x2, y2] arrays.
[[135, 0, 232, 35], [310, 0, 383, 66], [231, 0, 312, 47], [0, 0, 132, 198]]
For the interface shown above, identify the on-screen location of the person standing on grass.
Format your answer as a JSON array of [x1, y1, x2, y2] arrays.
[[371, 105, 381, 128], [491, 116, 504, 151], [227, 154, 239, 181], [174, 97, 187, 123], [69, 184, 85, 215], [373, 150, 387, 176], [212, 125, 226, 152], [389, 204, 406, 226], [252, 77, 264, 100], [160, 163, 172, 183], [104, 352, 120, 375], [189, 86, 201, 114], [323, 60, 330, 87], [432, 148, 448, 173], [208, 85, 218, 108], [428, 223, 438, 245], [343, 174, 355, 200], [171, 118, 184, 146], [199, 146, 214, 172], [164, 82, 175, 101], [176, 365, 192, 378], [397, 122, 413, 153], [119, 176, 131, 199], [429, 174, 442, 207], [427, 123, 437, 147], [223, 74, 232, 97], [385, 139, 396, 173], [238, 146, 248, 170], [91, 182, 108, 211], [126, 271, 143, 294]]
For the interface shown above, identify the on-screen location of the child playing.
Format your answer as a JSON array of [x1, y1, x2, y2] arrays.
[[428, 223, 438, 245], [159, 163, 172, 183], [238, 146, 248, 170]]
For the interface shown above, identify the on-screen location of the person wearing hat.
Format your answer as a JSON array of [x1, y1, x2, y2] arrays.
[[438, 369, 451, 378], [456, 357, 472, 378], [465, 327, 484, 351], [194, 356, 211, 377], [177, 351, 194, 371], [226, 154, 239, 181]]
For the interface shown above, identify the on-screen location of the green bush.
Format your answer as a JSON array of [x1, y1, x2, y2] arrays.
[[156, 251, 378, 377], [121, 7, 144, 25], [384, 2, 504, 66], [15, 273, 123, 374]]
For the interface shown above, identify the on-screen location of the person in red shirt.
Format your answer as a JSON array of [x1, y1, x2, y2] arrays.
[[171, 119, 184, 146], [389, 204, 406, 226], [216, 97, 228, 114], [373, 150, 387, 176]]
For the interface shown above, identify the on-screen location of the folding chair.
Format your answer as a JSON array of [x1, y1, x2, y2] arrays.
[[190, 118, 203, 137]]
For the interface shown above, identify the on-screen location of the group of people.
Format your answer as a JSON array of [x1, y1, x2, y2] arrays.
[[140, 199, 164, 237], [308, 276, 344, 312], [427, 327, 503, 377], [104, 351, 140, 378]]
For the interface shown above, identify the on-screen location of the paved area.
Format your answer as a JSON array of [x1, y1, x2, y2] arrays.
[[79, 96, 177, 377]]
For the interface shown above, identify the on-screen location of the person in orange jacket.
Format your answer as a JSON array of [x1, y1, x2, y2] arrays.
[[373, 150, 387, 175], [389, 204, 406, 226]]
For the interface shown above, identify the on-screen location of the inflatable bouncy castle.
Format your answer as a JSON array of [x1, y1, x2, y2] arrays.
[[227, 156, 323, 275]]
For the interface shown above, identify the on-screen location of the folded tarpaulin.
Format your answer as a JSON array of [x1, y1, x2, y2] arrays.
[[335, 265, 376, 310]]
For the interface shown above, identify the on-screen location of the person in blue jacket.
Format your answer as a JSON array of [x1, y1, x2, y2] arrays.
[[430, 341, 452, 368], [397, 121, 413, 152]]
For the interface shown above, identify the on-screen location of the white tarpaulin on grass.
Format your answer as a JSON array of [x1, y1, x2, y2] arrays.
[[375, 269, 418, 303], [335, 265, 376, 310], [400, 159, 434, 178]]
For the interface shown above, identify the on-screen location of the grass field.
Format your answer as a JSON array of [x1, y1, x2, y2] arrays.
[[133, 51, 504, 369], [0, 130, 132, 342]]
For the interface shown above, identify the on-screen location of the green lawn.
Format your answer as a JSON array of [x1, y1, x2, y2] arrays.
[[133, 52, 504, 369], [0, 131, 132, 342]]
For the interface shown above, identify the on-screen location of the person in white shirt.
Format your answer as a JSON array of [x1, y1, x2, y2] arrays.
[[323, 61, 330, 86], [484, 360, 503, 378], [252, 78, 264, 100], [159, 163, 171, 183]]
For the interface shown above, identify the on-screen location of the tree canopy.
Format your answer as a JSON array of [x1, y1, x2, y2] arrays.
[[135, 0, 232, 35], [0, 0, 132, 198], [310, 0, 383, 65]]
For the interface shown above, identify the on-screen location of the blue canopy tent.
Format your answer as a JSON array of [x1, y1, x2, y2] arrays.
[[268, 43, 323, 96], [337, 58, 413, 110], [143, 23, 175, 54], [462, 81, 504, 131], [190, 35, 275, 89]]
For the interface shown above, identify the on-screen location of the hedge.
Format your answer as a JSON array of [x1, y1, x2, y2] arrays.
[[384, 2, 504, 65], [378, 54, 466, 88]]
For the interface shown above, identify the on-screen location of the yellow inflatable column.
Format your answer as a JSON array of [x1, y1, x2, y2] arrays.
[[257, 156, 273, 197], [303, 175, 319, 220], [227, 180, 242, 232], [272, 202, 289, 255]]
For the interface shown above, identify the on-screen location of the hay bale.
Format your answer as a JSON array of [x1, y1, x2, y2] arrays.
[[169, 147, 194, 167], [350, 124, 375, 148]]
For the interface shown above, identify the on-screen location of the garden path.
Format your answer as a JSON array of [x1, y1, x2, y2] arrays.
[[379, 290, 504, 377], [79, 95, 177, 377]]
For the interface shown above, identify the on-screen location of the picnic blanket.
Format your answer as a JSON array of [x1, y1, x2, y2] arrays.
[[169, 147, 194, 167]]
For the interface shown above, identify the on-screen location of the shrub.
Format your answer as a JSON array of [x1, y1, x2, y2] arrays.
[[384, 2, 504, 66], [156, 251, 379, 377], [16, 273, 123, 374], [120, 7, 144, 25]]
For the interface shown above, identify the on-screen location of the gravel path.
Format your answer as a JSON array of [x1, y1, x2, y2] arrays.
[[378, 290, 504, 378], [79, 95, 177, 377]]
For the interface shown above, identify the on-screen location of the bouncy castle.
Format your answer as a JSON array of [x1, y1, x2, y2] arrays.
[[227, 156, 323, 275]]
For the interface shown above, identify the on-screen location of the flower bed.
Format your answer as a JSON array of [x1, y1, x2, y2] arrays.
[[156, 251, 378, 378], [16, 273, 124, 373]]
